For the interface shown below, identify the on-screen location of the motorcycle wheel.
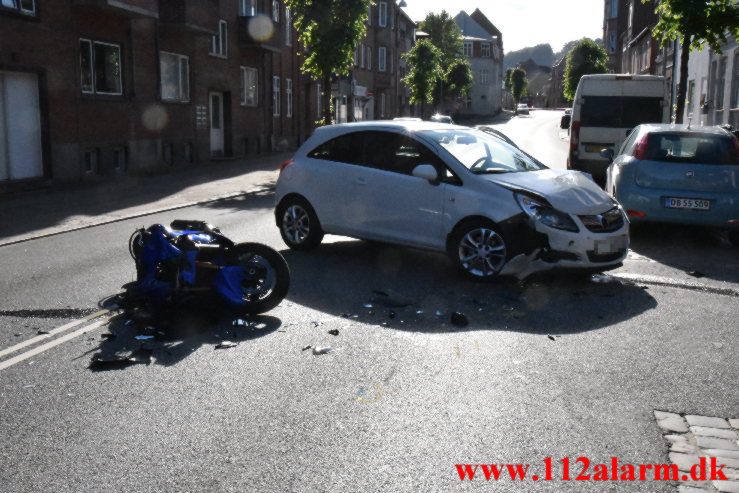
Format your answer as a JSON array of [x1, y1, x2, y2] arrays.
[[226, 243, 290, 314]]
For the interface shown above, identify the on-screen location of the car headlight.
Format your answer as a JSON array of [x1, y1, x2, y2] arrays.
[[515, 193, 579, 232]]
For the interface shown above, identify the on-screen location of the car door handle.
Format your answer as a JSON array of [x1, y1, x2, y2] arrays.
[[354, 177, 367, 185]]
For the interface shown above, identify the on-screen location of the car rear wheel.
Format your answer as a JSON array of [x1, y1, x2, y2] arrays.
[[278, 197, 324, 250], [450, 221, 508, 281]]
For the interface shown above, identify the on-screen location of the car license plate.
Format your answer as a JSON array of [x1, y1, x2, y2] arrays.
[[594, 235, 628, 255], [664, 197, 711, 210]]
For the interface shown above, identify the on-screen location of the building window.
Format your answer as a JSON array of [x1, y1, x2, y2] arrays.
[[463, 41, 473, 57], [160, 52, 189, 102], [609, 0, 619, 18], [481, 43, 491, 57], [361, 44, 365, 68], [378, 1, 387, 27], [272, 0, 280, 23], [367, 49, 372, 71], [608, 32, 617, 54], [239, 0, 255, 16], [1, 0, 34, 14], [272, 76, 280, 116], [79, 39, 123, 95], [367, 4, 372, 25], [285, 7, 292, 45], [113, 147, 127, 171], [354, 45, 359, 66], [480, 69, 489, 85], [286, 78, 293, 117], [316, 83, 322, 119], [210, 20, 228, 57], [83, 148, 98, 173], [716, 56, 727, 111], [378, 47, 387, 72], [240, 66, 258, 106]]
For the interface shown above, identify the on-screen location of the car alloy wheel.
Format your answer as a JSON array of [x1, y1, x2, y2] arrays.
[[457, 226, 507, 279], [278, 197, 323, 250], [282, 204, 310, 245]]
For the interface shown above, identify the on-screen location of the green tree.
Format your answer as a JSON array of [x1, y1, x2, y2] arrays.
[[444, 58, 474, 101], [510, 68, 528, 114], [563, 39, 608, 101], [286, 0, 373, 125], [645, 0, 739, 123], [402, 40, 443, 118], [504, 68, 513, 92]]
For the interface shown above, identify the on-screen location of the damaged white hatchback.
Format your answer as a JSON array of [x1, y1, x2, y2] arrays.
[[275, 121, 629, 280]]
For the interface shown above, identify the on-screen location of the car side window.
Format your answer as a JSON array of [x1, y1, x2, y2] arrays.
[[360, 131, 448, 177], [620, 128, 640, 155], [307, 133, 362, 164]]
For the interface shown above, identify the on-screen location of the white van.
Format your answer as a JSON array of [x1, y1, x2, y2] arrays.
[[566, 74, 669, 182]]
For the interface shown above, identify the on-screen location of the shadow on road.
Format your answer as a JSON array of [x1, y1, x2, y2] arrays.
[[87, 296, 282, 371], [629, 223, 739, 283], [281, 239, 657, 335]]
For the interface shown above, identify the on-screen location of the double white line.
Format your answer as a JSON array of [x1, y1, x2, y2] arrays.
[[0, 308, 115, 371]]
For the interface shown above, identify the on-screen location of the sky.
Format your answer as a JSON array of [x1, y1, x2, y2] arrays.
[[401, 0, 604, 54]]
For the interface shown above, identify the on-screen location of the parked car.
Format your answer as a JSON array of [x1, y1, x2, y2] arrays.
[[430, 114, 454, 124], [604, 124, 739, 246], [568, 74, 669, 183], [516, 104, 530, 115], [560, 108, 572, 130], [275, 121, 629, 280]]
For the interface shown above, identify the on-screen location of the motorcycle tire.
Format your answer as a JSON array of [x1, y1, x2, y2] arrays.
[[225, 243, 291, 315]]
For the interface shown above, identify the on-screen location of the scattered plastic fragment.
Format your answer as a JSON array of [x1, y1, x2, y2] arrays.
[[135, 335, 155, 341], [502, 306, 514, 311], [37, 329, 50, 335], [311, 321, 321, 327], [435, 310, 444, 317], [215, 342, 238, 349], [341, 313, 351, 318], [328, 329, 339, 336], [13, 333, 22, 337], [371, 289, 414, 308], [381, 322, 388, 327], [416, 310, 424, 315], [688, 271, 705, 278], [363, 303, 374, 309], [548, 335, 556, 341], [389, 311, 396, 319], [351, 314, 359, 319], [451, 312, 469, 327], [89, 346, 152, 370], [591, 273, 617, 284], [302, 345, 312, 351], [124, 319, 134, 326], [312, 346, 333, 355]]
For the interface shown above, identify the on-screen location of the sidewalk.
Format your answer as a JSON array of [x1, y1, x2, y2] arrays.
[[0, 152, 292, 247]]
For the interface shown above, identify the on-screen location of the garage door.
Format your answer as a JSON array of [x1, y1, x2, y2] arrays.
[[0, 71, 43, 181]]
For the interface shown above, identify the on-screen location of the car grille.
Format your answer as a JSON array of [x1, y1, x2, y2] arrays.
[[579, 207, 625, 233], [587, 250, 626, 263]]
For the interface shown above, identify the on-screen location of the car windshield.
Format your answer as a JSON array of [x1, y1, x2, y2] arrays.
[[421, 129, 546, 174], [644, 132, 739, 165]]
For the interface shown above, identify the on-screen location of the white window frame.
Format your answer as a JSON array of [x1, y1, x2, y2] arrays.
[[1, 0, 35, 15], [210, 20, 228, 58], [481, 43, 491, 57], [378, 2, 387, 27], [285, 7, 292, 46], [286, 78, 293, 118], [272, 76, 281, 117], [480, 69, 489, 85], [80, 38, 123, 96], [239, 0, 255, 16], [378, 46, 387, 72], [272, 0, 280, 23], [160, 51, 190, 102], [463, 41, 473, 57], [240, 66, 258, 107]]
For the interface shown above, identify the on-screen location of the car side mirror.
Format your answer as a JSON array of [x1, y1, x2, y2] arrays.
[[560, 115, 571, 129], [412, 164, 439, 183], [600, 149, 614, 162]]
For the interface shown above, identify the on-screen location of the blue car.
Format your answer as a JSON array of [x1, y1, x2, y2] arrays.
[[604, 124, 739, 246]]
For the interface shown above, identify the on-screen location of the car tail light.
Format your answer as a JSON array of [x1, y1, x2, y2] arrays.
[[627, 210, 647, 217], [632, 133, 650, 160], [279, 159, 294, 173], [570, 121, 580, 146]]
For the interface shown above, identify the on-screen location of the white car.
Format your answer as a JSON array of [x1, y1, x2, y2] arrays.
[[274, 121, 629, 280], [517, 103, 530, 115]]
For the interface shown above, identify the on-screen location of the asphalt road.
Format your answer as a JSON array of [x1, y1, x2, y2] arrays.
[[1, 111, 737, 492]]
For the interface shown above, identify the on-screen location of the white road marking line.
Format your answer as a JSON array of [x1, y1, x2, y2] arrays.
[[0, 308, 113, 360], [0, 318, 110, 372]]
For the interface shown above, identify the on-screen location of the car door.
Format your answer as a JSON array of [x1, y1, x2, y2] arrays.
[[342, 131, 447, 249]]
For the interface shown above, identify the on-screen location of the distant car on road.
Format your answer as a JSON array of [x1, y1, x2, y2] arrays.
[[560, 108, 572, 130], [604, 124, 739, 246], [430, 114, 454, 124], [516, 104, 530, 115], [275, 121, 629, 280]]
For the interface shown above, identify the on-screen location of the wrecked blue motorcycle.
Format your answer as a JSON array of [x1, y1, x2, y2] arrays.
[[129, 220, 290, 315]]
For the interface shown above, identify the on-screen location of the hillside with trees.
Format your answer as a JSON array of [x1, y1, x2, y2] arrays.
[[504, 39, 603, 69]]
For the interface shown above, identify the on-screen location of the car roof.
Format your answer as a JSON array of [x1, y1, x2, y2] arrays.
[[634, 124, 734, 136], [313, 120, 468, 134]]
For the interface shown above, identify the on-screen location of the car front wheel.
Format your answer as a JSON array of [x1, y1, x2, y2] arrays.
[[450, 221, 508, 281], [278, 197, 324, 250]]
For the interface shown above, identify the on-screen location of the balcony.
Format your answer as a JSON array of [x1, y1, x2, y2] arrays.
[[237, 15, 281, 53], [159, 0, 219, 35], [72, 0, 158, 18]]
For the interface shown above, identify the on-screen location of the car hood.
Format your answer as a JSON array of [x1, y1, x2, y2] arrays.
[[486, 169, 615, 215]]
